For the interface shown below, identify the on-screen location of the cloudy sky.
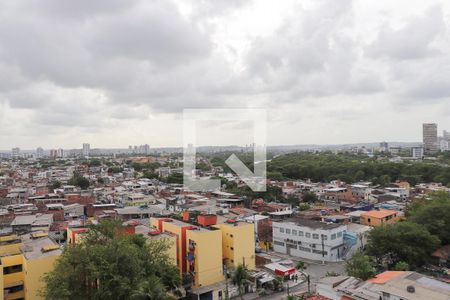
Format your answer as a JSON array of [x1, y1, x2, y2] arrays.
[[1, 0, 450, 149]]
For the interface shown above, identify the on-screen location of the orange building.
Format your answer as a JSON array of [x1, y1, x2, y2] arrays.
[[360, 209, 399, 227]]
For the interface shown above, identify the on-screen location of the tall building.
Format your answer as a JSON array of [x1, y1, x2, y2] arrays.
[[11, 147, 20, 159], [440, 139, 449, 151], [423, 123, 438, 154], [379, 142, 388, 152], [57, 148, 65, 158], [444, 130, 450, 141], [49, 149, 58, 159], [36, 147, 44, 159], [411, 147, 424, 159], [82, 143, 90, 157]]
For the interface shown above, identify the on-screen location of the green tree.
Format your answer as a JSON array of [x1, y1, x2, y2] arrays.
[[302, 192, 318, 203], [89, 159, 102, 167], [366, 222, 440, 268], [393, 261, 409, 271], [295, 261, 306, 271], [267, 171, 284, 181], [166, 173, 183, 184], [345, 252, 375, 280], [407, 191, 450, 244], [51, 181, 62, 190], [231, 264, 250, 300], [68, 173, 90, 189], [42, 220, 180, 300], [298, 203, 310, 211]]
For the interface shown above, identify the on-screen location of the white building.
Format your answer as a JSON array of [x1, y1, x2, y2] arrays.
[[440, 139, 449, 151], [272, 219, 348, 262], [11, 147, 20, 159], [82, 143, 90, 157], [411, 147, 424, 159], [36, 147, 44, 159]]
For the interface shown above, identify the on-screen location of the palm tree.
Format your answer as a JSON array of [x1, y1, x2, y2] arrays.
[[296, 261, 306, 271], [231, 264, 249, 300]]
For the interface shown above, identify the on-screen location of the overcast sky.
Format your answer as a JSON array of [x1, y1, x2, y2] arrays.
[[1, 0, 450, 149]]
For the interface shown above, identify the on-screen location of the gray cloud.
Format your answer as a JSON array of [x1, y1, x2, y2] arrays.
[[0, 0, 449, 148]]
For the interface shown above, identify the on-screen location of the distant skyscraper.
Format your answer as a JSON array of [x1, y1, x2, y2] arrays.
[[423, 123, 438, 154], [444, 130, 450, 141], [440, 139, 449, 151], [143, 144, 150, 155], [57, 148, 65, 158], [50, 149, 58, 158], [82, 143, 90, 157], [36, 147, 44, 159], [11, 147, 20, 159], [379, 141, 388, 152]]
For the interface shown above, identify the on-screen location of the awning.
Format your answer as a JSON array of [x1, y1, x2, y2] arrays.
[[275, 268, 295, 276]]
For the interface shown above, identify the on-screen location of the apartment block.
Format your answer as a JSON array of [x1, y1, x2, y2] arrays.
[[423, 123, 438, 154], [0, 233, 61, 300], [272, 219, 348, 262]]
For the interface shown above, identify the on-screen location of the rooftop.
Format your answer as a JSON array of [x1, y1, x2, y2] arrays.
[[283, 218, 345, 230], [361, 209, 397, 219], [20, 234, 62, 260]]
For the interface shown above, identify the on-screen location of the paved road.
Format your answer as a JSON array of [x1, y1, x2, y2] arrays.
[[243, 251, 347, 299]]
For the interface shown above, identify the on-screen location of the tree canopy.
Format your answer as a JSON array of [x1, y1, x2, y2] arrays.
[[68, 173, 90, 189], [267, 152, 450, 185], [407, 191, 450, 244], [42, 220, 180, 300], [365, 221, 440, 269], [345, 252, 375, 280]]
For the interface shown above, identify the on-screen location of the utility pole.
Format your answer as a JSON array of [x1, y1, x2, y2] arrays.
[[286, 279, 290, 296], [307, 274, 311, 294], [224, 265, 229, 300], [321, 234, 325, 265]]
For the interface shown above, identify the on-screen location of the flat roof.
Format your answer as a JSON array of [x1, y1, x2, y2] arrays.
[[282, 218, 345, 230], [21, 234, 62, 260]]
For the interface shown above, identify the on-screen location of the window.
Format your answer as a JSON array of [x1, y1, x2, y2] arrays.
[[230, 234, 233, 238], [337, 232, 343, 238], [322, 235, 328, 240], [299, 231, 304, 236], [280, 228, 285, 233], [274, 241, 285, 246], [312, 234, 319, 239], [3, 264, 22, 275], [292, 230, 297, 236], [367, 218, 371, 223], [230, 247, 234, 251], [298, 246, 311, 252], [305, 232, 311, 238], [331, 233, 336, 240], [286, 229, 291, 234]]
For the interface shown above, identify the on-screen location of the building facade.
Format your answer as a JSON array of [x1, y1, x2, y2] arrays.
[[423, 123, 438, 154], [272, 219, 347, 262]]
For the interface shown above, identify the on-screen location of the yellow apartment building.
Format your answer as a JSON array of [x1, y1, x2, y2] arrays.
[[134, 224, 178, 266], [213, 222, 255, 270], [0, 234, 22, 257], [0, 233, 61, 300], [151, 218, 225, 288]]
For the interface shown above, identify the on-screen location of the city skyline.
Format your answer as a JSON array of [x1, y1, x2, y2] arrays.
[[1, 1, 450, 148]]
